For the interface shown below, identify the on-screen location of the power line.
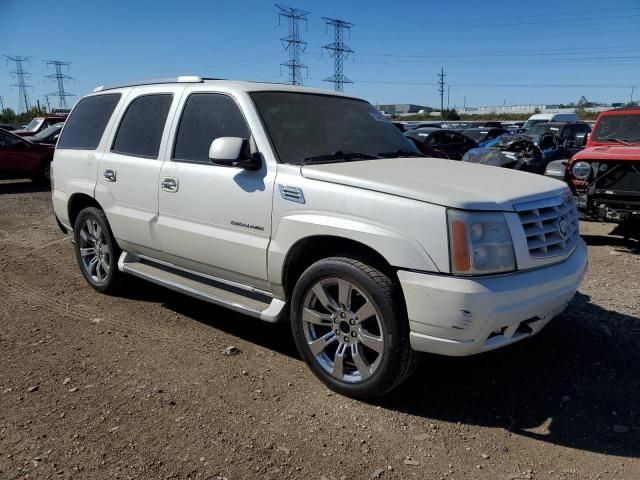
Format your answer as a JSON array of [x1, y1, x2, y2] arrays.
[[275, 4, 309, 86], [4, 55, 33, 113], [355, 79, 636, 89], [321, 17, 354, 92], [45, 60, 74, 109], [438, 68, 446, 120]]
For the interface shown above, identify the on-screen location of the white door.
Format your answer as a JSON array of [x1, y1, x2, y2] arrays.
[[95, 88, 181, 254], [156, 92, 274, 289]]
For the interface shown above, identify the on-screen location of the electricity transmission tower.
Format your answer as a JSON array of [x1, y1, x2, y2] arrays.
[[45, 60, 74, 109], [275, 4, 309, 86], [321, 17, 354, 92], [438, 67, 446, 120], [5, 55, 33, 113], [42, 95, 52, 112]]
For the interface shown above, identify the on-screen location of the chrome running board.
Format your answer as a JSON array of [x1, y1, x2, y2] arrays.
[[118, 251, 286, 322]]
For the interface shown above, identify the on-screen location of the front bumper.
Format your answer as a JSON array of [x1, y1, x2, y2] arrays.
[[399, 239, 588, 356]]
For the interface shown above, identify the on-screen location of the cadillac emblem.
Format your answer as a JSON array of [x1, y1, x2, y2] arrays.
[[558, 215, 570, 240]]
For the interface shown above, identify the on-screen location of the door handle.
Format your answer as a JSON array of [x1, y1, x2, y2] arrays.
[[161, 177, 178, 192], [104, 169, 117, 182]]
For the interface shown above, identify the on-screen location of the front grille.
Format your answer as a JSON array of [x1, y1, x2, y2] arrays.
[[515, 194, 579, 258]]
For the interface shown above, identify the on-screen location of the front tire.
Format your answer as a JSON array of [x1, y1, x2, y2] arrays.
[[73, 207, 122, 293], [290, 257, 416, 399]]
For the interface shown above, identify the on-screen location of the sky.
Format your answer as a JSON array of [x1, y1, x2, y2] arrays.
[[0, 0, 638, 112]]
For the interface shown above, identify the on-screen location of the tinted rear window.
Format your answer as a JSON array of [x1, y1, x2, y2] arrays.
[[112, 94, 173, 158], [57, 94, 121, 150]]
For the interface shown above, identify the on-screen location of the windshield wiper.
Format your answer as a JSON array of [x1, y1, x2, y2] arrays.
[[301, 151, 381, 165], [602, 138, 631, 146], [377, 149, 424, 158]]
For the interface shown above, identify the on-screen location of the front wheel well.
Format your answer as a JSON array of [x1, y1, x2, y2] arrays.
[[282, 236, 396, 300], [68, 194, 103, 229]]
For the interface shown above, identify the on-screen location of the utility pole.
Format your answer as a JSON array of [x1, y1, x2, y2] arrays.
[[0, 95, 4, 111], [5, 55, 33, 113], [447, 85, 451, 110], [275, 4, 309, 86], [631, 86, 635, 104], [437, 67, 446, 120], [463, 95, 466, 113], [45, 60, 74, 109], [322, 17, 354, 92]]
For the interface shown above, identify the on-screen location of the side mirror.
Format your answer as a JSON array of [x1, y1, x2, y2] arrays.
[[208, 137, 261, 171]]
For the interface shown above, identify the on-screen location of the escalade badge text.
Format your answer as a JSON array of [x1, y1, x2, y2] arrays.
[[231, 221, 265, 232]]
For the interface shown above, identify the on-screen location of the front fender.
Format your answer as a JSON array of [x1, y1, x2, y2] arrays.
[[268, 212, 440, 288]]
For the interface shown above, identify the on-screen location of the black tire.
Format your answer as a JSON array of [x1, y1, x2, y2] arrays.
[[290, 257, 417, 399], [73, 207, 122, 294], [32, 161, 51, 185]]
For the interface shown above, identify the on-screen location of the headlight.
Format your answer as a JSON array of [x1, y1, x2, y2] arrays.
[[447, 209, 516, 275], [571, 161, 592, 180]]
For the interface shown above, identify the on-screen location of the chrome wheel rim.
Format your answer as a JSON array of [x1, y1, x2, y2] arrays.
[[302, 277, 384, 383], [78, 218, 111, 284]]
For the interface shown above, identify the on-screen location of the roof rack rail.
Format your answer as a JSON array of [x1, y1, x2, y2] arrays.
[[93, 76, 206, 93]]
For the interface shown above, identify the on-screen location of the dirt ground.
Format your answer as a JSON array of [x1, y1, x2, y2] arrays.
[[0, 179, 639, 480]]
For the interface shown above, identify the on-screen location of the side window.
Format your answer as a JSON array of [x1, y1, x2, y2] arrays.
[[173, 93, 250, 163], [426, 132, 441, 145], [57, 93, 121, 150], [0, 131, 21, 147], [112, 94, 173, 159], [443, 132, 463, 144]]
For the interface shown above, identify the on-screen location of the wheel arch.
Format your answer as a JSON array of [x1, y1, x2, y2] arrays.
[[281, 235, 397, 300], [68, 193, 103, 229]]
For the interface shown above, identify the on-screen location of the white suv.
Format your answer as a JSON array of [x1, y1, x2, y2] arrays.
[[52, 76, 587, 398]]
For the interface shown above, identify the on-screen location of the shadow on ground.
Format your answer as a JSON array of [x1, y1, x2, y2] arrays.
[[119, 278, 640, 458], [0, 179, 49, 194]]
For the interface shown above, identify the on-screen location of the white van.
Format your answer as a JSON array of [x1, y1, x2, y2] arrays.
[[523, 112, 578, 130]]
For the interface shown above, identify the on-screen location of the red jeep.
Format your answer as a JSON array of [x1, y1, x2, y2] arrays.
[[567, 107, 640, 232]]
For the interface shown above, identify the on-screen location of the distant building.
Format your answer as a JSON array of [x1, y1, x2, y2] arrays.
[[377, 104, 426, 115]]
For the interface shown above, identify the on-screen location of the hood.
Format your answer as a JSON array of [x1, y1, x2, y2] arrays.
[[301, 157, 568, 211], [573, 145, 640, 162]]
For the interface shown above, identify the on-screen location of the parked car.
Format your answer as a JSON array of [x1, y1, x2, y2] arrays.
[[22, 122, 64, 145], [461, 127, 509, 146], [527, 122, 591, 145], [0, 123, 17, 131], [0, 128, 54, 182], [566, 106, 640, 231], [52, 76, 587, 398], [404, 127, 478, 159], [13, 115, 67, 137]]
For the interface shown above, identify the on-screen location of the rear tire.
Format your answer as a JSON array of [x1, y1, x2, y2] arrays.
[[290, 257, 416, 399], [32, 161, 51, 185], [73, 207, 122, 294]]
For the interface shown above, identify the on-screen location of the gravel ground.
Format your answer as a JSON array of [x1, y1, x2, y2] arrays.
[[0, 179, 639, 480]]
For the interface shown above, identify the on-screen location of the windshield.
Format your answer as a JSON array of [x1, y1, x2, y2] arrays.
[[32, 123, 63, 140], [250, 91, 419, 164], [523, 119, 547, 130], [592, 114, 640, 143], [528, 124, 561, 136], [24, 117, 44, 133], [462, 129, 487, 141]]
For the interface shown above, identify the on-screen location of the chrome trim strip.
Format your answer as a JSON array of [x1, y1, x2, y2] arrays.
[[136, 253, 273, 298], [122, 264, 264, 318]]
